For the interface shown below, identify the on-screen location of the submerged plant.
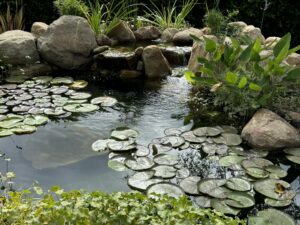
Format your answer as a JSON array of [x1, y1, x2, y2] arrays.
[[142, 0, 198, 30], [185, 33, 300, 118], [0, 1, 24, 34]]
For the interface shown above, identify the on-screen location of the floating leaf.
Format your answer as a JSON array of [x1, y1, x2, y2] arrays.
[[128, 171, 162, 191], [211, 199, 240, 216], [284, 148, 300, 157], [91, 96, 118, 107], [32, 76, 53, 84], [153, 165, 177, 179], [12, 125, 37, 134], [153, 154, 179, 166], [219, 155, 245, 167], [265, 165, 287, 178], [264, 198, 292, 207], [24, 115, 49, 126], [246, 167, 269, 179], [198, 179, 230, 199], [179, 176, 201, 195], [181, 131, 206, 143], [51, 77, 74, 85], [164, 128, 184, 136], [176, 168, 190, 179], [195, 196, 211, 208], [92, 139, 114, 152], [111, 128, 139, 141], [125, 157, 154, 171], [107, 140, 136, 152], [242, 158, 273, 169], [248, 208, 296, 225], [63, 103, 99, 113], [135, 145, 150, 157], [225, 177, 251, 192], [160, 136, 185, 148], [221, 133, 242, 146], [0, 117, 24, 129], [147, 183, 185, 199], [193, 127, 222, 137], [69, 80, 88, 90], [0, 129, 13, 137], [108, 156, 129, 172], [225, 192, 255, 208], [70, 92, 92, 100]]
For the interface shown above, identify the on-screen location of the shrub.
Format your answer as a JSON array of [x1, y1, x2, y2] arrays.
[[185, 33, 300, 118], [0, 1, 24, 34], [0, 187, 245, 225], [54, 0, 88, 17]]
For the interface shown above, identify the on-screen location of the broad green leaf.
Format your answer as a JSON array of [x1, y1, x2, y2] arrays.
[[285, 68, 300, 81], [249, 82, 262, 92], [238, 76, 248, 88], [204, 37, 217, 52], [197, 57, 209, 64], [226, 72, 238, 84], [240, 44, 253, 62], [185, 71, 216, 86], [273, 33, 291, 63], [288, 45, 300, 54], [199, 67, 213, 76]]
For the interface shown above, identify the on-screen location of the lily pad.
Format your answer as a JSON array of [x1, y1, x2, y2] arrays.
[[70, 92, 92, 100], [202, 143, 228, 155], [164, 128, 183, 136], [160, 136, 185, 148], [125, 157, 154, 171], [198, 179, 230, 199], [242, 158, 273, 169], [69, 80, 88, 89], [246, 167, 269, 179], [286, 155, 300, 165], [195, 196, 212, 208], [284, 148, 300, 157], [265, 165, 287, 178], [0, 129, 13, 137], [149, 144, 172, 155], [264, 198, 292, 207], [50, 86, 69, 95], [107, 140, 136, 152], [12, 125, 37, 134], [135, 145, 150, 157], [221, 133, 242, 146], [147, 182, 185, 199], [111, 128, 139, 140], [219, 155, 245, 168], [225, 192, 255, 208], [254, 179, 296, 201], [51, 77, 74, 85], [5, 75, 28, 84], [108, 156, 129, 172], [24, 115, 49, 126], [153, 165, 177, 178], [179, 142, 190, 150], [92, 139, 113, 152], [179, 176, 201, 195], [0, 117, 24, 129], [193, 127, 222, 137], [181, 131, 206, 143], [63, 103, 99, 113], [91, 96, 118, 107], [211, 199, 240, 216], [44, 107, 66, 116], [153, 154, 179, 166], [128, 171, 163, 191], [176, 168, 190, 179], [248, 208, 296, 225], [225, 177, 251, 192], [32, 76, 53, 84]]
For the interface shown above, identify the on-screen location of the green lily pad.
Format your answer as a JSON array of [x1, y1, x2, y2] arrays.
[[63, 103, 99, 113], [107, 140, 136, 152], [246, 167, 269, 179], [198, 179, 230, 199], [225, 192, 255, 208], [90, 96, 118, 107], [135, 145, 150, 157], [254, 179, 296, 200], [219, 155, 245, 168], [181, 131, 207, 143], [0, 129, 13, 137], [284, 148, 300, 157], [128, 171, 163, 191], [193, 127, 222, 137], [248, 208, 296, 225], [265, 165, 287, 178], [0, 116, 24, 129], [125, 157, 155, 171], [5, 75, 29, 84], [164, 128, 184, 136], [92, 139, 114, 152], [242, 158, 273, 169], [286, 155, 300, 165], [32, 76, 53, 84], [107, 156, 129, 172], [44, 107, 66, 116], [70, 92, 92, 100], [194, 196, 212, 208], [264, 198, 292, 207], [176, 167, 190, 179], [69, 80, 88, 89], [51, 77, 74, 85], [147, 182, 185, 199], [50, 86, 69, 94], [221, 125, 238, 134], [153, 154, 179, 166], [202, 143, 228, 155], [12, 125, 37, 134], [149, 144, 172, 155], [179, 176, 201, 195], [179, 142, 190, 150], [111, 128, 139, 140], [221, 133, 242, 146], [24, 115, 49, 126], [225, 177, 251, 192], [153, 165, 177, 179], [211, 199, 240, 216], [160, 136, 185, 148]]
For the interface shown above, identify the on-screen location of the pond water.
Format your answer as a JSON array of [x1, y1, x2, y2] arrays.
[[0, 73, 192, 192]]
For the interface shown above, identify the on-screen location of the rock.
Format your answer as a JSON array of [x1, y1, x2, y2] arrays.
[[227, 21, 247, 31], [8, 63, 52, 77], [134, 26, 161, 41], [93, 46, 109, 54], [242, 25, 265, 42], [287, 111, 300, 123], [173, 28, 204, 46], [134, 47, 144, 57], [200, 27, 211, 35], [142, 45, 171, 79], [136, 61, 144, 71], [31, 22, 48, 38], [120, 69, 142, 79], [285, 53, 300, 67], [107, 21, 136, 44], [188, 35, 217, 74], [38, 16, 97, 70], [160, 46, 192, 65], [95, 49, 138, 70], [96, 34, 112, 46], [241, 109, 300, 150], [264, 37, 280, 49], [161, 28, 180, 43], [0, 30, 40, 66]]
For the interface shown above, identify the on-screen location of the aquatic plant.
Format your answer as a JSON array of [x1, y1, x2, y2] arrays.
[[0, 1, 24, 34], [0, 186, 245, 225], [141, 0, 198, 30], [185, 33, 300, 117], [53, 0, 88, 17]]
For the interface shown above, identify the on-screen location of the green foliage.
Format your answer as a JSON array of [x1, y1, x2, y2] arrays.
[[0, 1, 24, 34], [141, 0, 197, 30], [185, 33, 300, 118], [54, 0, 88, 17], [0, 187, 245, 225]]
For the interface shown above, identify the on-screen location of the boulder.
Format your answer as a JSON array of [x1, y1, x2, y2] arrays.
[[8, 63, 52, 77], [227, 21, 247, 31], [107, 21, 136, 44], [93, 46, 109, 54], [96, 34, 112, 46], [285, 53, 300, 67], [161, 28, 180, 43], [142, 45, 171, 79], [38, 16, 97, 70], [134, 47, 144, 57], [173, 28, 204, 45], [160, 46, 192, 65], [31, 22, 48, 37], [264, 36, 280, 49], [0, 30, 40, 66], [241, 109, 300, 150], [241, 25, 265, 42], [120, 69, 142, 79], [134, 26, 161, 41]]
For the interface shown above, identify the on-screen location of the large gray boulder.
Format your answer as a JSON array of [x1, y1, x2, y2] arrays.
[[173, 28, 204, 46], [107, 21, 136, 44], [241, 25, 265, 42], [31, 22, 48, 38], [285, 53, 300, 67], [161, 28, 180, 43], [0, 30, 40, 66], [241, 109, 300, 151], [134, 26, 161, 41], [142, 45, 171, 79], [37, 16, 97, 70]]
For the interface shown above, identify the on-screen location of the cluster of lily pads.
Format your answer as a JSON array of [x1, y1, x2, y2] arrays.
[[92, 126, 297, 225], [0, 76, 118, 137]]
